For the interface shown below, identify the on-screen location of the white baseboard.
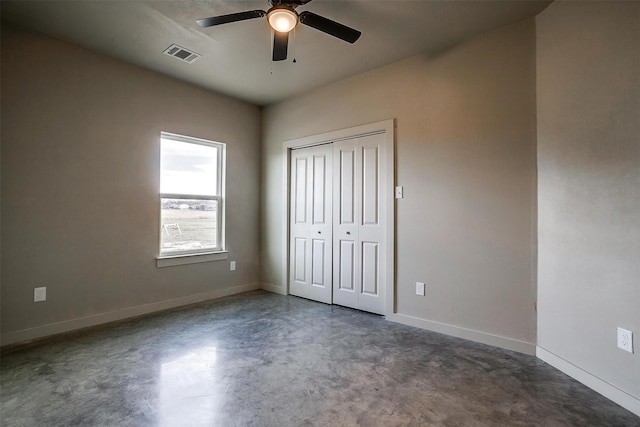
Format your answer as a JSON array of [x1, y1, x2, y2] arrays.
[[260, 282, 287, 295], [1, 283, 260, 346], [536, 346, 640, 417], [386, 312, 536, 355]]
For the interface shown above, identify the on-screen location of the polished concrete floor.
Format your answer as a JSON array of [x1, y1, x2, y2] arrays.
[[1, 291, 638, 426]]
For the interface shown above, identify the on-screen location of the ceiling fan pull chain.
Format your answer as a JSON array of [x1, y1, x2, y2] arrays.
[[270, 28, 274, 74], [292, 26, 297, 63]]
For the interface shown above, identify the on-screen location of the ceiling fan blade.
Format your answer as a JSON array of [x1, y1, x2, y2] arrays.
[[196, 10, 266, 27], [273, 31, 289, 61], [299, 11, 361, 43]]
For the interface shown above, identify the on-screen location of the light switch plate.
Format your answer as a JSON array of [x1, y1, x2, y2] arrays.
[[34, 287, 47, 302], [416, 282, 425, 296], [395, 186, 403, 199], [230, 261, 236, 271]]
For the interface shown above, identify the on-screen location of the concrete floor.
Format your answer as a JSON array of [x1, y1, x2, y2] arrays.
[[1, 290, 638, 426]]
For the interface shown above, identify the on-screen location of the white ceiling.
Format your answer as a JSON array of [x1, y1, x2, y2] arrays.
[[1, 0, 551, 106]]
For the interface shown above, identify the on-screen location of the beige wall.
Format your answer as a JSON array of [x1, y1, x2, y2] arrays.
[[537, 1, 640, 402], [262, 19, 538, 351], [1, 24, 262, 344]]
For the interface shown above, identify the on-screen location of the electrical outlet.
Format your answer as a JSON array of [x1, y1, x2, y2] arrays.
[[416, 282, 425, 296], [34, 287, 47, 302], [230, 261, 236, 271], [617, 327, 633, 353]]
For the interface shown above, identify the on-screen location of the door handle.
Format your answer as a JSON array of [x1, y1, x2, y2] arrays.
[[346, 231, 351, 235], [317, 231, 321, 234]]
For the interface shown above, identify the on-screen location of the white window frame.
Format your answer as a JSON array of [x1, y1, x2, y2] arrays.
[[157, 131, 226, 264]]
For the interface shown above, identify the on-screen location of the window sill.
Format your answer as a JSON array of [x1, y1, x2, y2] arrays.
[[156, 251, 229, 268]]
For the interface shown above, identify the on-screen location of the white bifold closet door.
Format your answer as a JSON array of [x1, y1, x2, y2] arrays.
[[333, 133, 387, 315], [289, 133, 387, 315], [289, 144, 333, 304]]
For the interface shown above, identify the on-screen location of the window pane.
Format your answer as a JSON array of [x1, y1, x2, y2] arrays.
[[160, 198, 218, 253], [160, 138, 218, 196]]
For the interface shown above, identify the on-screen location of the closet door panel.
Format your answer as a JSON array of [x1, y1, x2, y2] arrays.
[[290, 146, 332, 304]]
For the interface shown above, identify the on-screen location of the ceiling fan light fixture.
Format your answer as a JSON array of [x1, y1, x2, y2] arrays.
[[267, 7, 298, 33]]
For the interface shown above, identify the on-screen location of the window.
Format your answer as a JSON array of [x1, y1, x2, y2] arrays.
[[159, 132, 225, 257]]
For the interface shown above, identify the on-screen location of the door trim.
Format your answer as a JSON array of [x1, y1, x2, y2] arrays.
[[281, 119, 395, 315]]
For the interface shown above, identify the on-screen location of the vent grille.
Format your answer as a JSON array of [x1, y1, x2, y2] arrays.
[[163, 44, 201, 64]]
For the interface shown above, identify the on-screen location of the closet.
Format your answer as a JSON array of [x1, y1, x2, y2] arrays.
[[289, 131, 389, 315]]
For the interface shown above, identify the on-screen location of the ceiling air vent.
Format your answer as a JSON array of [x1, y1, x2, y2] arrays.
[[163, 44, 201, 64]]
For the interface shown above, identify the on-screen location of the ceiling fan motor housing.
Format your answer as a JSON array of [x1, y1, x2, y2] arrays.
[[269, 0, 312, 8]]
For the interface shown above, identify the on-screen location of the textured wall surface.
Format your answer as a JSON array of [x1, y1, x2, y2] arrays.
[[537, 1, 640, 401], [262, 20, 538, 349], [1, 24, 262, 343]]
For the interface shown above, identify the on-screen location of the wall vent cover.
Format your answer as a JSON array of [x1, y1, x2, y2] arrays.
[[163, 44, 201, 64]]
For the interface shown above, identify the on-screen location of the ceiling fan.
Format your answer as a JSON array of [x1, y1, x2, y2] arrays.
[[196, 0, 361, 61]]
